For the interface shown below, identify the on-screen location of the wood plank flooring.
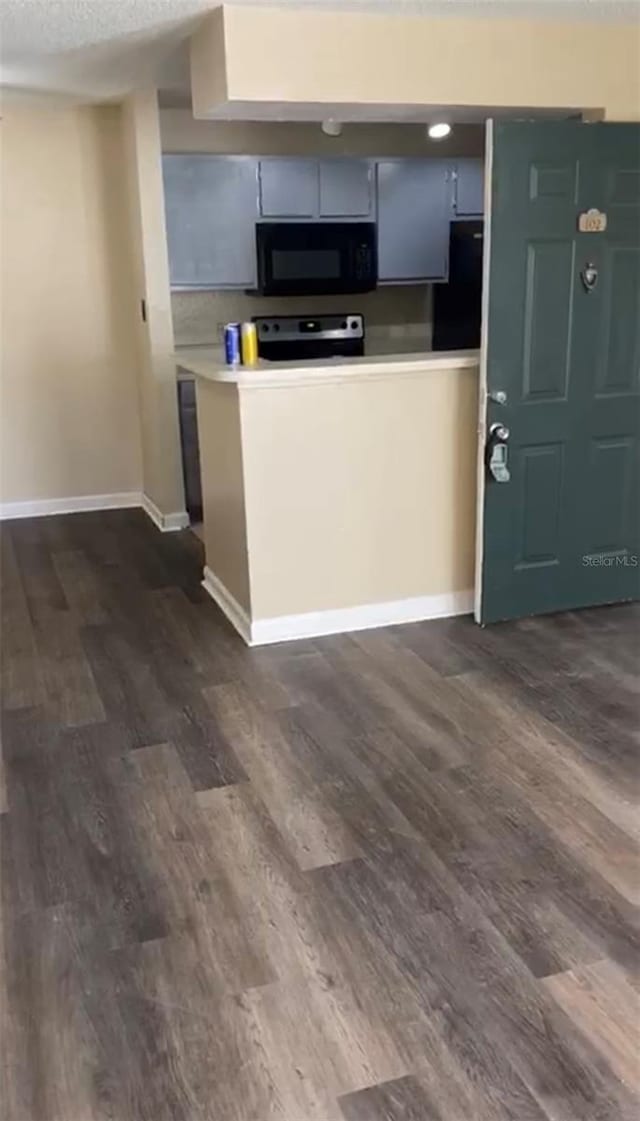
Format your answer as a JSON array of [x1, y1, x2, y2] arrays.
[[1, 509, 638, 1121]]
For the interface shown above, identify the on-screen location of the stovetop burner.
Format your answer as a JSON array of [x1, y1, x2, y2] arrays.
[[253, 314, 365, 362]]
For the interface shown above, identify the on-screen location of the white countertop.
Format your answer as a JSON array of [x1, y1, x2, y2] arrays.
[[175, 345, 480, 389]]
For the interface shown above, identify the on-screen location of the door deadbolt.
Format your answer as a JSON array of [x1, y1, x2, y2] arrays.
[[490, 423, 510, 442], [485, 422, 511, 483]]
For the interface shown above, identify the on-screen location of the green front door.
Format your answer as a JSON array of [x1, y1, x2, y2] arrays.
[[477, 121, 640, 624]]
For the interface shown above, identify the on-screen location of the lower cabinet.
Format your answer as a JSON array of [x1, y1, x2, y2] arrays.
[[376, 160, 450, 283], [177, 378, 202, 523]]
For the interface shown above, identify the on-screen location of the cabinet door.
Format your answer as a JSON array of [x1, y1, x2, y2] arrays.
[[163, 156, 258, 289], [454, 159, 485, 216], [259, 159, 318, 217], [318, 160, 373, 217], [377, 160, 450, 282]]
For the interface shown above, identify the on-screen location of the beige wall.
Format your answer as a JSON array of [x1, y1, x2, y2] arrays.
[[162, 110, 485, 346], [0, 106, 143, 505], [171, 287, 431, 349], [122, 91, 186, 517], [197, 379, 250, 612], [198, 363, 478, 623], [241, 367, 478, 618], [193, 6, 640, 122], [190, 4, 229, 115], [160, 111, 485, 159]]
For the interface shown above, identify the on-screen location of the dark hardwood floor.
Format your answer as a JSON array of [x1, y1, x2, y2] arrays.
[[1, 509, 638, 1121]]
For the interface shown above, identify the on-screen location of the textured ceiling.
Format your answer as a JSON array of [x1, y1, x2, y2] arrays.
[[1, 0, 637, 103]]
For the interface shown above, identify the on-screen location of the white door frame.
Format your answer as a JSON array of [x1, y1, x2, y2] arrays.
[[473, 118, 494, 624]]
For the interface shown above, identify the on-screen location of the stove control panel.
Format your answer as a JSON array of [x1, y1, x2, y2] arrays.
[[253, 314, 364, 344]]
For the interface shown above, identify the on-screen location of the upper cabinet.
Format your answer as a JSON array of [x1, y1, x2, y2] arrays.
[[258, 158, 374, 220], [453, 158, 485, 217], [318, 160, 373, 217], [163, 155, 259, 289], [162, 153, 483, 291], [259, 159, 318, 217], [377, 160, 450, 283]]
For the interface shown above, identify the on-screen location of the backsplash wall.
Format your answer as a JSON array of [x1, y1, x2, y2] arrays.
[[171, 285, 433, 349]]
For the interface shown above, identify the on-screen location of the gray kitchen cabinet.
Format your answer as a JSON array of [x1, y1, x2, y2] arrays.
[[454, 158, 485, 216], [259, 158, 318, 217], [318, 160, 373, 217], [376, 160, 450, 283], [162, 155, 259, 289]]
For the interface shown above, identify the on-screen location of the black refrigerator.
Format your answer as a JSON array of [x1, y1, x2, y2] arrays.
[[432, 220, 484, 351]]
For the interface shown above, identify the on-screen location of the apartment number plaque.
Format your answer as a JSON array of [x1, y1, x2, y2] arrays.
[[578, 208, 607, 233]]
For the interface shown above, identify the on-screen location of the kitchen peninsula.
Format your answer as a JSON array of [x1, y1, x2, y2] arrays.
[[178, 346, 480, 645]]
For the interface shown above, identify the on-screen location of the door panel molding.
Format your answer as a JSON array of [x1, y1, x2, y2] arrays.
[[521, 239, 574, 402], [514, 443, 564, 570], [606, 168, 640, 207], [586, 436, 635, 555], [596, 244, 640, 398], [529, 160, 579, 203]]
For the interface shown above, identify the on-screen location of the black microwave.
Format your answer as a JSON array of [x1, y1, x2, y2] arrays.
[[256, 221, 377, 297]]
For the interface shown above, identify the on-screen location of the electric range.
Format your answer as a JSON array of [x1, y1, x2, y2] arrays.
[[253, 314, 365, 362]]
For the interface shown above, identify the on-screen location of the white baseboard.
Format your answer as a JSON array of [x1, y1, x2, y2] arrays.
[[202, 565, 473, 646], [251, 589, 474, 645], [202, 565, 252, 643], [0, 491, 190, 532], [141, 495, 190, 533], [0, 492, 142, 521]]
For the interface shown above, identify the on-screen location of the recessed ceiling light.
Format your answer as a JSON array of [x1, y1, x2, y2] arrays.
[[427, 122, 451, 140], [321, 119, 343, 137]]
